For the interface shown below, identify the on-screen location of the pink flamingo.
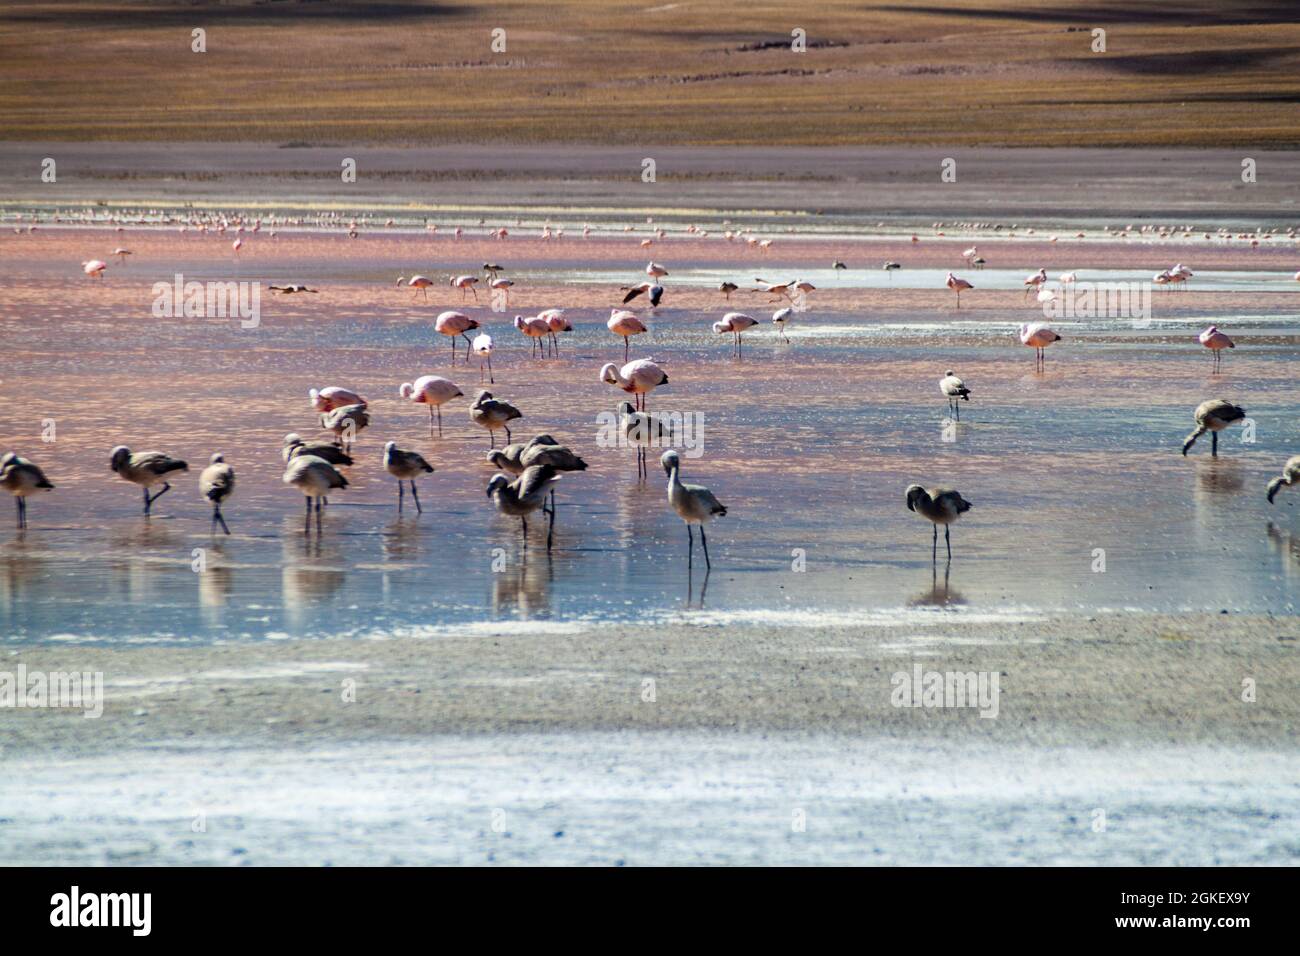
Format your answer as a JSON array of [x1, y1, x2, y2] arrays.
[[601, 358, 668, 411], [646, 261, 669, 282], [310, 386, 367, 414], [514, 314, 551, 358], [1022, 268, 1046, 300], [490, 277, 514, 306], [1019, 322, 1062, 371], [232, 238, 243, 255], [713, 312, 759, 357], [945, 272, 973, 309], [538, 308, 572, 356], [1199, 325, 1234, 371], [399, 375, 463, 436], [435, 310, 480, 364], [82, 259, 107, 279], [400, 275, 434, 300], [608, 309, 648, 361], [451, 275, 480, 301]]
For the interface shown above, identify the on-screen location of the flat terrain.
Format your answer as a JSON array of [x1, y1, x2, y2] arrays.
[[2, 1, 1300, 146]]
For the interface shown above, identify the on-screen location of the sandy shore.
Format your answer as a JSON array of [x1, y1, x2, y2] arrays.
[[2, 612, 1295, 758], [5, 144, 1300, 224]]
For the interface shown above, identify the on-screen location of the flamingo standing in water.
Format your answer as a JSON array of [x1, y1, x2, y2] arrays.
[[451, 275, 480, 301], [713, 312, 759, 357], [490, 277, 514, 306], [772, 306, 794, 343], [646, 261, 669, 283], [399, 375, 463, 436], [83, 259, 108, 279], [608, 309, 648, 361], [472, 333, 494, 383], [601, 358, 667, 411], [232, 238, 243, 256], [945, 272, 973, 309], [1019, 322, 1062, 370], [435, 310, 480, 364], [538, 308, 571, 356], [514, 314, 552, 358], [310, 386, 367, 416], [1023, 268, 1047, 300], [1199, 325, 1234, 371], [400, 275, 434, 300]]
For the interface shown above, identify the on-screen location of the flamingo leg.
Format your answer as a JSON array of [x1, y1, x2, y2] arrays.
[[932, 523, 938, 563], [687, 524, 694, 569], [623, 337, 630, 362], [437, 404, 443, 437], [398, 480, 404, 513], [1211, 431, 1218, 457], [945, 525, 951, 560], [213, 503, 230, 536], [700, 524, 712, 570], [428, 405, 435, 437], [411, 481, 422, 515]]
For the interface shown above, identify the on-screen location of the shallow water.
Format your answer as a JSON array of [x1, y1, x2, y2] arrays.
[[2, 734, 1296, 865], [2, 235, 1299, 644]]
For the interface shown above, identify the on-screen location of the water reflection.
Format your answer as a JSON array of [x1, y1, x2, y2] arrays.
[[909, 561, 965, 608]]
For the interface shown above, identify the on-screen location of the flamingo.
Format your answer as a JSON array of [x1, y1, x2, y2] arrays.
[[538, 308, 571, 356], [483, 262, 505, 280], [400, 275, 434, 300], [906, 485, 973, 562], [719, 281, 739, 300], [435, 310, 480, 364], [486, 466, 560, 551], [1023, 268, 1047, 300], [514, 314, 552, 358], [1019, 322, 1062, 370], [945, 272, 973, 309], [713, 312, 759, 358], [752, 278, 793, 302], [282, 434, 352, 467], [608, 309, 648, 361], [472, 333, 495, 383], [82, 259, 107, 279], [232, 238, 243, 255], [451, 274, 480, 301], [621, 282, 663, 306], [199, 453, 235, 535], [112, 247, 132, 263], [309, 386, 366, 414], [384, 441, 434, 514], [0, 452, 54, 529], [470, 390, 522, 448], [772, 306, 794, 343], [1266, 455, 1300, 503], [1182, 399, 1246, 456], [1199, 325, 1234, 371], [662, 450, 727, 570], [601, 358, 667, 411], [940, 371, 972, 419], [283, 455, 347, 533], [321, 404, 370, 451], [110, 447, 188, 515], [399, 375, 463, 436], [646, 261, 669, 282], [490, 277, 514, 305]]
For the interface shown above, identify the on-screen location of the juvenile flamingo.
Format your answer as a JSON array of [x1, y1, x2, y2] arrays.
[[0, 452, 54, 529], [1199, 325, 1234, 371], [199, 453, 235, 535], [662, 450, 727, 570], [608, 309, 648, 361], [946, 272, 973, 308], [486, 465, 560, 551], [906, 485, 973, 562], [435, 310, 480, 364], [1019, 322, 1062, 370], [1182, 399, 1246, 457], [472, 333, 495, 382], [384, 441, 434, 514], [940, 371, 972, 419], [284, 455, 347, 533], [470, 390, 523, 448], [1266, 455, 1300, 503], [601, 358, 668, 411], [713, 312, 759, 357], [110, 447, 188, 515], [399, 375, 463, 436]]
